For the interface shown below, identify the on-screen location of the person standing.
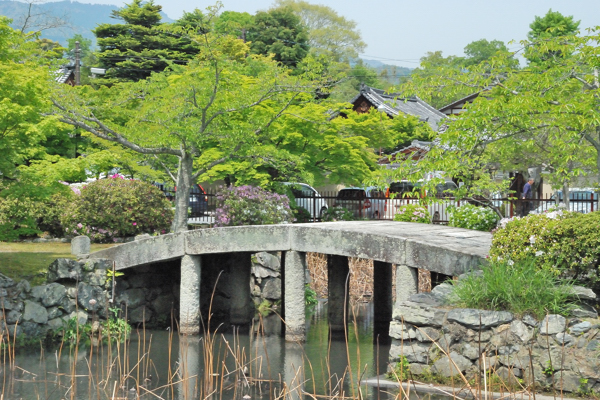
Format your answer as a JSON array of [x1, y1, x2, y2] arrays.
[[522, 178, 534, 216]]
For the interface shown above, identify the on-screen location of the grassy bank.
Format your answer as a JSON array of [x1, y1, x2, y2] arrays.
[[0, 242, 115, 285]]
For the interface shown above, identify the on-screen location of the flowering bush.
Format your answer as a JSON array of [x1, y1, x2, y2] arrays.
[[214, 185, 293, 226], [491, 211, 600, 287], [61, 177, 173, 242], [448, 204, 499, 231], [393, 204, 430, 223], [321, 206, 355, 222]]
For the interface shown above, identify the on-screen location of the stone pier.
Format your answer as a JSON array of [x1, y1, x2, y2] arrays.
[[180, 255, 201, 335], [283, 251, 306, 341], [327, 255, 349, 333]]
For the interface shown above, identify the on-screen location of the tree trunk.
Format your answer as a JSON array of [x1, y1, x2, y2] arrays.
[[171, 153, 194, 233]]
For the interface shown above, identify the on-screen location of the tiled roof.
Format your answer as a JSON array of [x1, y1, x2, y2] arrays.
[[351, 84, 447, 131], [54, 66, 74, 84]]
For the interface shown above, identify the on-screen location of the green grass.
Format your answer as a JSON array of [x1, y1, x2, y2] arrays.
[[0, 242, 115, 285], [450, 258, 577, 319]]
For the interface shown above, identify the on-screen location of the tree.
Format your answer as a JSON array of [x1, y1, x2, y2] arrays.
[[463, 39, 516, 68], [527, 9, 580, 40], [526, 10, 581, 65], [52, 30, 321, 232], [93, 0, 200, 85], [214, 11, 254, 39], [247, 7, 309, 68], [402, 51, 470, 109], [390, 27, 600, 204], [273, 0, 366, 62]]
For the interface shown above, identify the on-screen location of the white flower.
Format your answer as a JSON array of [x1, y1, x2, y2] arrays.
[[535, 250, 544, 257], [507, 259, 514, 266], [529, 235, 536, 244]]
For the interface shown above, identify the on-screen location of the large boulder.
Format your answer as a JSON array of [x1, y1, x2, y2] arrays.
[[446, 308, 513, 330], [392, 301, 447, 327], [117, 288, 146, 309], [151, 294, 174, 315], [47, 259, 82, 282], [539, 315, 566, 335], [433, 351, 473, 377], [0, 272, 15, 288], [22, 300, 48, 324], [77, 282, 106, 312], [31, 283, 67, 307], [262, 278, 282, 300]]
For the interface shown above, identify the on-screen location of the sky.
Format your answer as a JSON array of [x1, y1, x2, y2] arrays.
[[74, 0, 600, 68]]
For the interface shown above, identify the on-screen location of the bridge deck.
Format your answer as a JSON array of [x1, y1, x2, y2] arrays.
[[89, 222, 491, 276]]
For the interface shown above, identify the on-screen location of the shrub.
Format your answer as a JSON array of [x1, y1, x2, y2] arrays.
[[448, 203, 499, 231], [214, 185, 293, 227], [450, 258, 577, 319], [37, 190, 76, 237], [0, 196, 41, 240], [321, 206, 355, 222], [291, 204, 311, 223], [393, 203, 430, 223], [61, 177, 173, 242], [491, 211, 600, 287]]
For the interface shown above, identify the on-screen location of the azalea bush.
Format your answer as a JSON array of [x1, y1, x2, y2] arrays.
[[491, 211, 600, 288], [447, 203, 499, 231], [61, 176, 173, 242], [321, 206, 355, 222], [393, 204, 430, 223], [214, 185, 294, 227]]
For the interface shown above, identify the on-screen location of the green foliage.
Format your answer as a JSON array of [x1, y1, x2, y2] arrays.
[[305, 284, 318, 307], [93, 0, 199, 85], [450, 258, 577, 319], [60, 176, 173, 242], [492, 212, 600, 286], [527, 9, 580, 41], [393, 27, 600, 204], [447, 204, 499, 231], [393, 204, 430, 223], [248, 6, 309, 68], [387, 355, 410, 380], [321, 206, 355, 222], [273, 0, 365, 62], [102, 307, 131, 341], [543, 360, 555, 376], [291, 204, 311, 223], [214, 185, 294, 227], [37, 190, 76, 237], [214, 11, 254, 37]]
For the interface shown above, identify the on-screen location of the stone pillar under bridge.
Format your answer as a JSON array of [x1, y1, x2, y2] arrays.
[[283, 250, 306, 342], [327, 254, 349, 334], [180, 254, 201, 335], [396, 264, 418, 303]]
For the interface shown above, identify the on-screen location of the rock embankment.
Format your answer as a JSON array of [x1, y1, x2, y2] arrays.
[[0, 258, 179, 339], [390, 282, 600, 394]]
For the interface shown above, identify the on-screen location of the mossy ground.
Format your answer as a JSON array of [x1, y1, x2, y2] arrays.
[[0, 242, 115, 285]]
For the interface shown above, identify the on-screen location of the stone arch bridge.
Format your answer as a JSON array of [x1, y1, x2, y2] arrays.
[[89, 221, 491, 341]]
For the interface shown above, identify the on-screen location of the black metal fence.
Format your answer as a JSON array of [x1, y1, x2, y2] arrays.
[[157, 185, 597, 225]]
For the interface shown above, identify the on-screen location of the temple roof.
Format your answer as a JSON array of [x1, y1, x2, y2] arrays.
[[351, 84, 447, 131]]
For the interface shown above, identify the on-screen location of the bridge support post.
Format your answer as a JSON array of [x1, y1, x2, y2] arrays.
[[373, 261, 393, 323], [328, 255, 349, 333], [396, 264, 418, 303], [283, 250, 306, 342], [180, 254, 201, 335], [229, 252, 254, 325]]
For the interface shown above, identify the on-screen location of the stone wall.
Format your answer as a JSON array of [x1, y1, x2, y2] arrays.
[[0, 258, 180, 340], [389, 282, 600, 394], [250, 252, 282, 306]]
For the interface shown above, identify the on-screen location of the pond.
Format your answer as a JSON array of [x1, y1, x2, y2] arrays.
[[1, 303, 446, 400]]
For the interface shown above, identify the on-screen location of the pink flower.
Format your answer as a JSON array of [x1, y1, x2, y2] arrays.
[[133, 222, 137, 226]]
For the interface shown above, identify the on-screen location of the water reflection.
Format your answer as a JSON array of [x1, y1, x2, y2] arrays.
[[1, 303, 436, 400]]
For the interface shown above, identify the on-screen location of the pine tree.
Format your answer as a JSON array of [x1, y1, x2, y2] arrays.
[[93, 0, 199, 85]]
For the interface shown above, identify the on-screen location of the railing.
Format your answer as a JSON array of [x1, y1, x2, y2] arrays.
[[156, 185, 597, 225]]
